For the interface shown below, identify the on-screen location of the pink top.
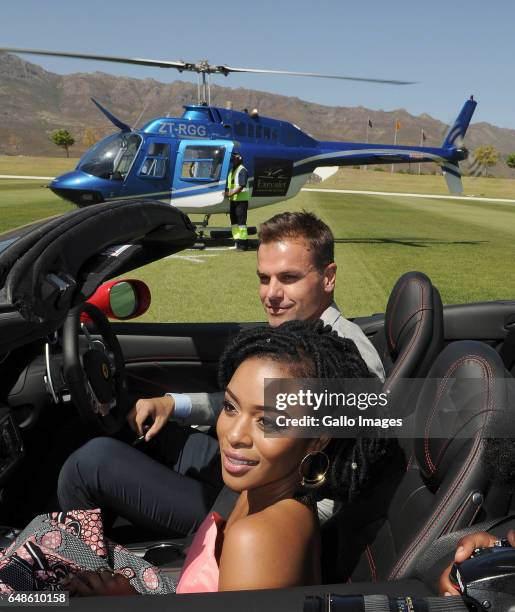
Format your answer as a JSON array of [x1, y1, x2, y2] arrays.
[[176, 512, 225, 594]]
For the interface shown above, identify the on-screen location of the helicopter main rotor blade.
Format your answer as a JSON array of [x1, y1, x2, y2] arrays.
[[0, 48, 188, 71], [1, 48, 415, 84], [218, 66, 415, 85]]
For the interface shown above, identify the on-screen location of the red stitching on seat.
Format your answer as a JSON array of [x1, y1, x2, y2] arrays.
[[388, 355, 494, 579], [365, 546, 378, 582], [387, 311, 424, 383], [423, 355, 487, 474], [391, 437, 484, 579], [385, 281, 428, 387], [443, 491, 481, 534], [388, 279, 429, 351], [391, 357, 493, 578], [388, 279, 410, 349]]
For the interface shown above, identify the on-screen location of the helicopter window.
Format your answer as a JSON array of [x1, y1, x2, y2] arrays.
[[263, 127, 271, 139], [271, 129, 278, 141], [181, 146, 225, 181], [78, 133, 142, 180], [247, 123, 254, 138], [255, 125, 263, 138], [148, 143, 168, 156], [235, 122, 246, 138], [139, 142, 170, 179]]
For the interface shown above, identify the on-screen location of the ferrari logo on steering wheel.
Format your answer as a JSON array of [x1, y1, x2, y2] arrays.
[[102, 363, 110, 379]]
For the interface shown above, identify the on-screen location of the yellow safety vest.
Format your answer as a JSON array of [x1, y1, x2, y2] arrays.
[[227, 164, 249, 201]]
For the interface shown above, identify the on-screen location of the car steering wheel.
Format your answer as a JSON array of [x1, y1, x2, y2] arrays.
[[63, 302, 129, 434]]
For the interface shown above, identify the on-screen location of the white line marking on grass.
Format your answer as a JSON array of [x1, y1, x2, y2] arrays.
[[167, 254, 220, 263], [302, 188, 515, 204], [201, 247, 236, 251], [0, 175, 55, 180]]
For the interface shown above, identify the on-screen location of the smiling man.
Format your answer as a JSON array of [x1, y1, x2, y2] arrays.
[[256, 212, 384, 377], [58, 211, 384, 537]]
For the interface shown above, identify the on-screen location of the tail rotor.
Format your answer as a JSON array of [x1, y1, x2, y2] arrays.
[[439, 96, 478, 193]]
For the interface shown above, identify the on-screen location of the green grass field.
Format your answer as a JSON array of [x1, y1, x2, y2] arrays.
[[320, 167, 515, 199], [0, 156, 77, 177], [1, 156, 515, 323]]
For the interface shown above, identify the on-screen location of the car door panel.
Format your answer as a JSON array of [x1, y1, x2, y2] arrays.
[[111, 322, 261, 397], [112, 301, 515, 399]]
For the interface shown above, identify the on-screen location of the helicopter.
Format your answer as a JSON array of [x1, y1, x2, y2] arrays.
[[1, 48, 476, 238]]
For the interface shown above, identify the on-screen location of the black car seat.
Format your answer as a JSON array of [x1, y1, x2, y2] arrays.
[[379, 271, 444, 416], [322, 340, 514, 583]]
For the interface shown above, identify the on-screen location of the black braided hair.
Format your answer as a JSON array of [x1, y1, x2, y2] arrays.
[[218, 319, 399, 505]]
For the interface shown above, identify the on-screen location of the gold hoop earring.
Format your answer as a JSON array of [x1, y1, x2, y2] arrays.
[[299, 451, 330, 488]]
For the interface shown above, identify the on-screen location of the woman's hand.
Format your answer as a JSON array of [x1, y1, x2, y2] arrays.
[[63, 569, 138, 597], [438, 530, 515, 595]]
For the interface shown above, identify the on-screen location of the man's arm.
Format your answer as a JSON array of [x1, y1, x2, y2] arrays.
[[127, 391, 224, 440], [331, 314, 386, 382], [225, 185, 243, 198], [172, 391, 224, 426]]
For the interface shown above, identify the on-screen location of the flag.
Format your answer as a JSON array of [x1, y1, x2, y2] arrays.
[[368, 118, 373, 128], [395, 120, 401, 132], [421, 129, 427, 141]]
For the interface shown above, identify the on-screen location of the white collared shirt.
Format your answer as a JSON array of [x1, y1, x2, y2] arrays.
[[320, 302, 385, 382]]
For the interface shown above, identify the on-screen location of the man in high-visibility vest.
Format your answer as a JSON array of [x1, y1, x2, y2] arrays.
[[225, 151, 249, 251]]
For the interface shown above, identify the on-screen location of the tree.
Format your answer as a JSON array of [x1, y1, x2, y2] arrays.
[[506, 153, 515, 170], [473, 145, 500, 176], [83, 127, 100, 148], [52, 129, 75, 158]]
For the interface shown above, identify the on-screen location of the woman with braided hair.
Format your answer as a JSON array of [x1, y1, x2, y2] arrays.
[[217, 319, 392, 510], [179, 319, 396, 593], [0, 320, 396, 596]]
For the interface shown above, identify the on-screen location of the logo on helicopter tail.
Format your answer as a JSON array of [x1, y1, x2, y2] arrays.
[[252, 159, 293, 197]]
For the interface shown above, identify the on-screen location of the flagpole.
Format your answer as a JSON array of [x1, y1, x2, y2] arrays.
[[391, 119, 398, 174], [418, 129, 423, 175], [365, 116, 370, 170]]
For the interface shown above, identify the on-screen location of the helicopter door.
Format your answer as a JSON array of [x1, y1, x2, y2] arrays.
[[172, 140, 233, 209]]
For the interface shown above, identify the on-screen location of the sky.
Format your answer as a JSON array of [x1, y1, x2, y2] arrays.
[[1, 0, 514, 129]]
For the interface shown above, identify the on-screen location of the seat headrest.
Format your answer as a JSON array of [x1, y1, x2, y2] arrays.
[[413, 340, 510, 483], [385, 271, 436, 358]]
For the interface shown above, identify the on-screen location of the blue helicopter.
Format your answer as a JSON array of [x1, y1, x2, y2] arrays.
[[2, 49, 476, 233]]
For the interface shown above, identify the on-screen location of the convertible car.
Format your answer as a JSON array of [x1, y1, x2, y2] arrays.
[[0, 200, 513, 611]]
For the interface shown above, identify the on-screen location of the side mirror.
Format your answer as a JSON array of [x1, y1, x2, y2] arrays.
[[85, 279, 151, 320]]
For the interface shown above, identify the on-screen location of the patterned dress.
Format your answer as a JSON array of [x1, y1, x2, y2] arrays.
[[0, 509, 176, 595]]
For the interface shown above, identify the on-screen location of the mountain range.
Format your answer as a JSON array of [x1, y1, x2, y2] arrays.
[[1, 53, 515, 177]]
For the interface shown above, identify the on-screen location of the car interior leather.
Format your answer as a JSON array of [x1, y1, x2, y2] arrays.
[[322, 340, 515, 583], [380, 271, 444, 417]]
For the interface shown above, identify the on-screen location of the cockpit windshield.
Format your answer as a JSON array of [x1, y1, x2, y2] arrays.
[[77, 133, 142, 180]]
